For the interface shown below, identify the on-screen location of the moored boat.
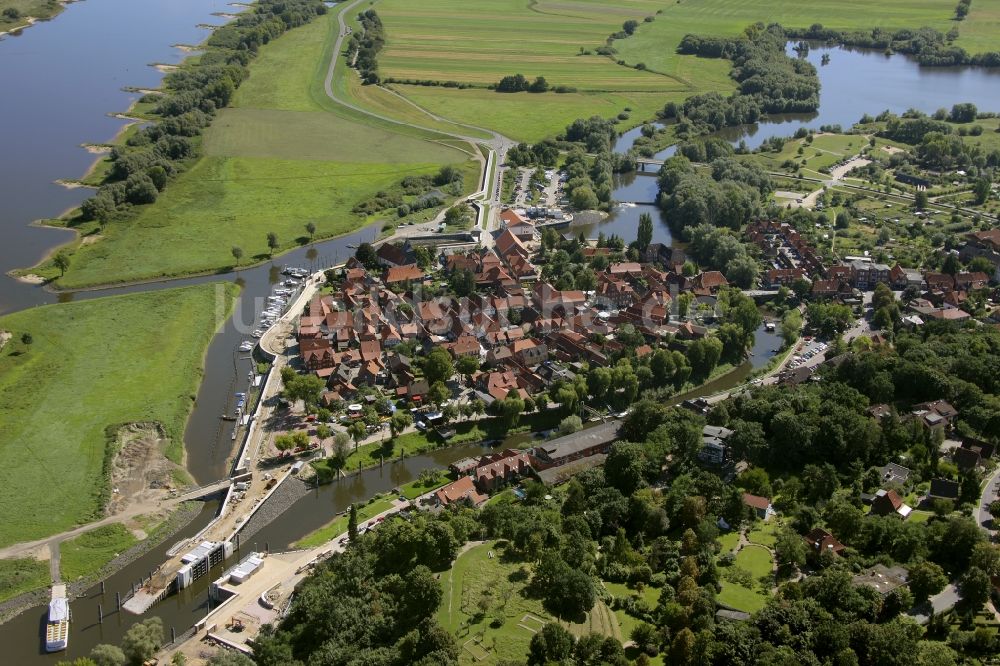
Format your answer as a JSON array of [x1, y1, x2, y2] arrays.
[[45, 584, 70, 652]]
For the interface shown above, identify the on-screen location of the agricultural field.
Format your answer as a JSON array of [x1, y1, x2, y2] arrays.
[[0, 284, 237, 546], [392, 86, 668, 144], [615, 0, 991, 75], [375, 0, 734, 141], [438, 541, 618, 664], [56, 11, 477, 288]]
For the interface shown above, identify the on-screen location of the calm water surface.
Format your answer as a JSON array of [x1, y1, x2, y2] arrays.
[[616, 45, 1000, 159], [0, 0, 239, 315]]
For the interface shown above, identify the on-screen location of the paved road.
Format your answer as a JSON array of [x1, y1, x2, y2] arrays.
[[324, 0, 514, 235], [976, 465, 1000, 540]]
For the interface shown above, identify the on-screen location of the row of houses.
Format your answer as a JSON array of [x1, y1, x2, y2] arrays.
[[432, 421, 621, 507]]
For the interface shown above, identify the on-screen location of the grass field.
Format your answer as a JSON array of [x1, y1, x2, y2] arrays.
[[439, 541, 616, 664], [747, 520, 780, 548], [59, 523, 137, 582], [0, 558, 51, 604], [293, 496, 395, 549], [748, 132, 868, 179], [0, 284, 236, 547], [615, 0, 996, 76], [53, 12, 477, 288], [375, 0, 733, 140]]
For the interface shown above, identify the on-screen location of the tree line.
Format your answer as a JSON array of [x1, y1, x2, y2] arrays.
[[786, 22, 1000, 67], [78, 0, 328, 227]]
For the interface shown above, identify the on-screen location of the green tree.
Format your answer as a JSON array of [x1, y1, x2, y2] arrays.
[[455, 355, 479, 385], [20, 332, 33, 347], [604, 441, 650, 496], [121, 617, 163, 666], [424, 347, 454, 385], [915, 190, 929, 210], [559, 415, 583, 435], [528, 623, 574, 665], [958, 566, 990, 612], [775, 528, 807, 570], [428, 381, 450, 407], [53, 251, 71, 277], [315, 423, 332, 443], [231, 246, 243, 267], [637, 212, 653, 253], [348, 503, 359, 542], [571, 186, 599, 210], [305, 221, 316, 238], [908, 560, 948, 603], [781, 310, 803, 347], [332, 431, 351, 465], [266, 231, 279, 257], [355, 241, 378, 269], [89, 644, 126, 666], [390, 410, 412, 438], [972, 178, 992, 205], [348, 421, 367, 448]]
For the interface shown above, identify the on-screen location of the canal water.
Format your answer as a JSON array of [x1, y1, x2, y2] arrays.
[[614, 44, 1000, 158], [3, 441, 492, 663]]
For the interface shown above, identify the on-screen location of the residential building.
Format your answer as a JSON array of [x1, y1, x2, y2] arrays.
[[742, 493, 775, 521]]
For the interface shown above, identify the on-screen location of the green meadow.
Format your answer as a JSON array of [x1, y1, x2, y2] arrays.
[[56, 12, 476, 288], [376, 0, 734, 140], [0, 284, 236, 546], [615, 0, 994, 76]]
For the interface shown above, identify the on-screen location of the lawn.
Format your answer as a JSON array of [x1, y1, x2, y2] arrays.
[[717, 580, 768, 613], [747, 520, 780, 547], [399, 470, 453, 500], [59, 523, 137, 582], [747, 132, 868, 177], [0, 558, 51, 604], [717, 530, 740, 553], [375, 0, 734, 140], [293, 496, 395, 549], [51, 10, 478, 288], [438, 541, 616, 664], [736, 544, 774, 578], [0, 284, 237, 546], [615, 0, 993, 77]]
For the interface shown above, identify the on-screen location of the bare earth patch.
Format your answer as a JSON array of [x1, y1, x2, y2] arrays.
[[13, 274, 45, 284], [0, 330, 10, 352], [107, 424, 186, 517]]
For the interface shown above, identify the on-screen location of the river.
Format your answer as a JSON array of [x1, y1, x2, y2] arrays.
[[614, 44, 1000, 159]]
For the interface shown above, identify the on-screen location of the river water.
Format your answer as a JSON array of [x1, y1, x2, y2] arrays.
[[614, 44, 1000, 159], [2, 6, 998, 660]]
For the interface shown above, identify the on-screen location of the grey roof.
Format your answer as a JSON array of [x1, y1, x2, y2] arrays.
[[535, 420, 620, 460]]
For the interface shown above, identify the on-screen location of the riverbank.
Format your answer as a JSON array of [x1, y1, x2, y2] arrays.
[[0, 0, 75, 38], [0, 502, 201, 625], [23, 7, 480, 290], [0, 283, 238, 548]]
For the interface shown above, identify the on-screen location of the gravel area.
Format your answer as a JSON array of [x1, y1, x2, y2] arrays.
[[236, 476, 311, 543]]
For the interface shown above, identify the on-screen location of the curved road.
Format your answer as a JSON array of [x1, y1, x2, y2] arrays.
[[324, 0, 515, 232]]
